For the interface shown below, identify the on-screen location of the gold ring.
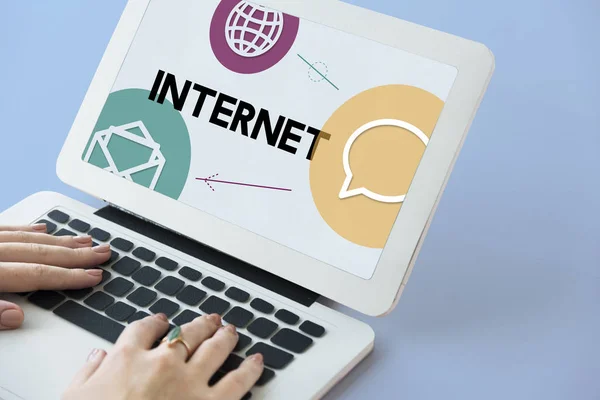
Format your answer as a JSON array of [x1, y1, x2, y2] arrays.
[[161, 326, 192, 359]]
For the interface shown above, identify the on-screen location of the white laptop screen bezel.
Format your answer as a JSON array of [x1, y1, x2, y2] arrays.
[[57, 0, 494, 316]]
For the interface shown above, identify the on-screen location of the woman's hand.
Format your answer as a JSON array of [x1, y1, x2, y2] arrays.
[[63, 313, 264, 400], [0, 224, 111, 330]]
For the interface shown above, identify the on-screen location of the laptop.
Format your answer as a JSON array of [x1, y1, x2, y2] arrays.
[[0, 0, 494, 399]]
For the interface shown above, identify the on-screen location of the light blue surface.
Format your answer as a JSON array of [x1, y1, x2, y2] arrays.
[[1, 1, 599, 399]]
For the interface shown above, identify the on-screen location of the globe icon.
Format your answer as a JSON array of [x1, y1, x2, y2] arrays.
[[225, 1, 285, 58]]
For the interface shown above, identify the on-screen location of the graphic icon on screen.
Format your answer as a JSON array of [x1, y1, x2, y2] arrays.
[[196, 174, 292, 192], [310, 84, 445, 249], [82, 89, 191, 200], [297, 54, 339, 91], [210, 0, 300, 74], [225, 1, 284, 58], [83, 121, 166, 191], [339, 119, 429, 203]]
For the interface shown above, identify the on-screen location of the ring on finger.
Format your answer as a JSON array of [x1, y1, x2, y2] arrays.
[[161, 326, 192, 359]]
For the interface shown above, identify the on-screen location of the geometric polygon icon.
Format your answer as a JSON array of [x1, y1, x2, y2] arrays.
[[83, 121, 166, 191]]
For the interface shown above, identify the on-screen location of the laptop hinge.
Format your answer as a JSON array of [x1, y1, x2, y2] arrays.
[[95, 205, 319, 307]]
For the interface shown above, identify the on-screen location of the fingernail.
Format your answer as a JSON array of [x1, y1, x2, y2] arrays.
[[87, 348, 99, 361], [32, 223, 47, 232], [74, 235, 92, 244], [93, 244, 111, 253], [155, 313, 168, 322], [207, 314, 221, 325], [87, 269, 104, 277], [225, 324, 237, 335], [249, 353, 263, 365], [0, 309, 24, 329]]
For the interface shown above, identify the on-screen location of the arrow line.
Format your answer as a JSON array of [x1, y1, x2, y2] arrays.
[[196, 177, 292, 192]]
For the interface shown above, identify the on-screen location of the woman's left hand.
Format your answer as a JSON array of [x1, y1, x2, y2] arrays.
[[0, 224, 112, 330]]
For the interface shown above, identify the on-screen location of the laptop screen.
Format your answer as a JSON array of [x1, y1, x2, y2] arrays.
[[82, 0, 457, 279]]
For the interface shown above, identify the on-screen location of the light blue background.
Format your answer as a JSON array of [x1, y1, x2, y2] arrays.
[[1, 1, 599, 399]]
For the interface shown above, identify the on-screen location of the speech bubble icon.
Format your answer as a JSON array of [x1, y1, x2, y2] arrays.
[[339, 118, 429, 203]]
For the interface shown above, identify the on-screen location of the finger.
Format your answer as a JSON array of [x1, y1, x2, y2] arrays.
[[0, 224, 47, 233], [190, 323, 239, 380], [69, 348, 107, 387], [0, 300, 24, 330], [116, 313, 170, 350], [0, 231, 93, 249], [0, 243, 111, 267], [0, 263, 103, 292], [158, 314, 221, 361], [211, 354, 264, 400]]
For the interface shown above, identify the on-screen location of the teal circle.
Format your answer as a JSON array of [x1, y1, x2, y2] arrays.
[[82, 89, 191, 200]]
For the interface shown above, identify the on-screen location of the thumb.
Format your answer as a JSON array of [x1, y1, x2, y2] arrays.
[[0, 300, 24, 330]]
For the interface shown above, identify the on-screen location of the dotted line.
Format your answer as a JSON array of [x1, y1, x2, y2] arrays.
[[308, 62, 328, 83], [204, 173, 219, 192]]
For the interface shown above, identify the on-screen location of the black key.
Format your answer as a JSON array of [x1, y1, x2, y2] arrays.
[[112, 256, 140, 276], [101, 250, 120, 267], [36, 219, 56, 234], [48, 209, 69, 223], [176, 286, 207, 306], [111, 237, 133, 252], [127, 287, 157, 307], [271, 329, 313, 353], [54, 300, 124, 343], [29, 291, 65, 310], [92, 241, 99, 247], [104, 277, 134, 297], [99, 270, 112, 285], [256, 368, 276, 386], [133, 247, 155, 262], [209, 370, 225, 386], [207, 369, 253, 400], [132, 266, 161, 286], [247, 318, 278, 339], [172, 310, 201, 326], [155, 276, 185, 296], [275, 309, 299, 325], [68, 219, 90, 233], [89, 228, 110, 242], [128, 311, 150, 324], [84, 292, 115, 311], [234, 333, 252, 352], [218, 353, 275, 387], [220, 353, 244, 372], [55, 228, 76, 237], [246, 343, 293, 369], [149, 298, 179, 318], [225, 287, 250, 303], [178, 266, 202, 281], [250, 298, 274, 314], [201, 276, 225, 292], [16, 292, 31, 297], [155, 257, 178, 271], [299, 321, 326, 338], [63, 287, 93, 300], [199, 296, 230, 315], [105, 302, 136, 322], [224, 307, 254, 328]]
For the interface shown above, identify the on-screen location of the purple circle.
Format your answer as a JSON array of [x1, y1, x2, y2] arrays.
[[210, 0, 300, 74]]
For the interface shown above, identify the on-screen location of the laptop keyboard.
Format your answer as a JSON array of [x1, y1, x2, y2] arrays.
[[24, 208, 327, 399]]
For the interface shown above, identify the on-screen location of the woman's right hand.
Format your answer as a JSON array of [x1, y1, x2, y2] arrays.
[[0, 224, 111, 330], [63, 314, 264, 400]]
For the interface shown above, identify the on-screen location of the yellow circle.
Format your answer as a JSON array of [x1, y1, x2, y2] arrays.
[[309, 85, 445, 249]]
